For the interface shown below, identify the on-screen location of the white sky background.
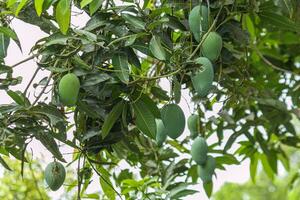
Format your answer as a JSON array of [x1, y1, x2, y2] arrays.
[[0, 6, 251, 200]]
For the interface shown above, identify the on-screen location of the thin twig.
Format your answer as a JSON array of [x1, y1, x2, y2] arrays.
[[86, 156, 124, 200], [11, 54, 37, 68], [24, 66, 40, 96], [254, 47, 300, 76], [32, 73, 53, 106]]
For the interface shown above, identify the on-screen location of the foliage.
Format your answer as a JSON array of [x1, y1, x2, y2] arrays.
[[0, 0, 300, 199], [213, 148, 300, 200], [0, 158, 50, 200]]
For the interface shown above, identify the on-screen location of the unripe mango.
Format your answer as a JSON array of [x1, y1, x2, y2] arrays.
[[201, 32, 222, 61], [189, 5, 209, 42], [191, 136, 208, 165], [161, 104, 185, 139], [44, 161, 66, 191], [187, 114, 199, 139], [191, 57, 214, 97], [198, 156, 216, 183], [197, 165, 213, 183], [58, 73, 80, 106], [155, 119, 167, 146]]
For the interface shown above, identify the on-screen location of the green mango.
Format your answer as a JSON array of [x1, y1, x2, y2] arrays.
[[191, 136, 208, 165], [58, 73, 80, 106], [44, 161, 66, 191], [189, 5, 209, 42], [201, 32, 223, 61], [197, 165, 213, 183], [187, 114, 199, 139], [191, 57, 214, 97], [161, 104, 185, 139], [155, 119, 167, 146], [198, 156, 216, 183]]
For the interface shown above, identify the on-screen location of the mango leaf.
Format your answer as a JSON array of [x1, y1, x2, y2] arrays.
[[98, 166, 116, 200], [34, 0, 45, 16], [166, 183, 198, 199], [260, 154, 274, 180], [101, 101, 125, 139], [0, 33, 9, 59], [6, 90, 30, 107], [0, 156, 11, 171], [250, 153, 258, 183], [15, 0, 29, 16], [80, 0, 93, 8], [55, 0, 71, 34], [31, 103, 65, 126], [132, 99, 156, 139], [89, 0, 103, 15], [149, 35, 166, 60], [0, 26, 22, 51], [35, 131, 66, 162], [259, 11, 300, 32], [203, 181, 213, 198], [112, 53, 129, 83], [122, 13, 145, 30], [173, 79, 181, 104]]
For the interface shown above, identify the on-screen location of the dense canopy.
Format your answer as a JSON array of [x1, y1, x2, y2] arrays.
[[0, 0, 300, 198]]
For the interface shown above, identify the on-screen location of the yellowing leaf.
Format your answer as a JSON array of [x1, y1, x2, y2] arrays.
[[80, 0, 93, 8], [34, 0, 45, 16], [55, 0, 71, 35]]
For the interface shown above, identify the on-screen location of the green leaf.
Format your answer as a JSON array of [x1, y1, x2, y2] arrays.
[[260, 154, 274, 180], [166, 183, 197, 199], [215, 154, 239, 165], [0, 33, 10, 58], [149, 35, 166, 60], [0, 156, 11, 171], [98, 166, 116, 200], [203, 181, 213, 198], [250, 153, 258, 183], [6, 90, 29, 107], [132, 99, 156, 139], [15, 0, 29, 16], [259, 11, 300, 32], [80, 0, 93, 8], [31, 104, 65, 126], [0, 26, 22, 51], [55, 0, 71, 35], [101, 101, 125, 139], [35, 131, 66, 162], [173, 79, 181, 104], [112, 53, 130, 83], [89, 0, 103, 15], [122, 13, 145, 30], [34, 0, 45, 16]]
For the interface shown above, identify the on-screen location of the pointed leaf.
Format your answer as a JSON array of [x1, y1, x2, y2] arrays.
[[80, 0, 93, 8], [0, 156, 11, 171], [112, 53, 129, 83], [250, 153, 258, 183], [34, 0, 45, 16], [0, 33, 10, 58], [101, 101, 125, 139], [132, 99, 156, 139], [0, 26, 22, 51], [55, 0, 71, 34], [89, 0, 103, 15], [35, 131, 66, 162], [149, 35, 166, 60], [203, 181, 213, 198], [122, 14, 145, 30]]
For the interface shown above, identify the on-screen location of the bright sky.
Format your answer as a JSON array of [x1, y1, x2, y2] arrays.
[[0, 8, 251, 200]]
